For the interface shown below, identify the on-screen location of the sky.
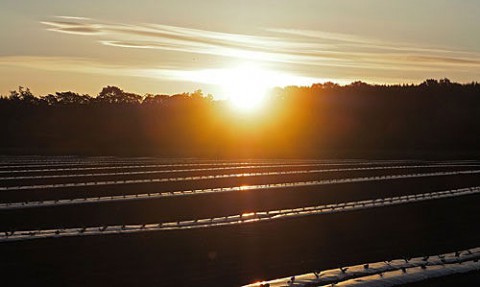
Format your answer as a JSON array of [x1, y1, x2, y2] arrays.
[[0, 0, 479, 98]]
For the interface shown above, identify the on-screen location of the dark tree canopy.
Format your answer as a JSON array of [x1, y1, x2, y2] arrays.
[[96, 86, 142, 104], [0, 80, 479, 158]]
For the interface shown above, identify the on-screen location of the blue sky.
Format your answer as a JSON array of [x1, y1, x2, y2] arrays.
[[1, 0, 479, 97]]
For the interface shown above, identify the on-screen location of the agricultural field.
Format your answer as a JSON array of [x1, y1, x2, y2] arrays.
[[1, 156, 480, 286]]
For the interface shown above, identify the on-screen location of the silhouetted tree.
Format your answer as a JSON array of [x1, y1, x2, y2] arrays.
[[41, 94, 58, 106], [142, 94, 169, 105], [40, 91, 92, 105], [9, 87, 39, 105], [56, 91, 92, 105], [96, 86, 141, 104]]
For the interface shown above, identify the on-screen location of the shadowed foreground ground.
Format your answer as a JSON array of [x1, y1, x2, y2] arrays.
[[1, 194, 480, 286]]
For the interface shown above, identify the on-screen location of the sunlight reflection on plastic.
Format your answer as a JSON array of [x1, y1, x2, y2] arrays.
[[238, 185, 252, 191], [242, 212, 255, 218]]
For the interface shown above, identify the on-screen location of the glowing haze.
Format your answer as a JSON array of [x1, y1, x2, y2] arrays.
[[1, 0, 479, 100]]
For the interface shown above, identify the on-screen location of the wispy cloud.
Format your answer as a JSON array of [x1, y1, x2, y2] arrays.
[[0, 56, 180, 81], [41, 19, 102, 35], [266, 28, 477, 56], [37, 16, 480, 84], [56, 16, 92, 21], [42, 17, 480, 71]]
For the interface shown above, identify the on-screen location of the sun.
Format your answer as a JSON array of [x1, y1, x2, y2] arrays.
[[181, 63, 319, 112], [220, 64, 272, 112]]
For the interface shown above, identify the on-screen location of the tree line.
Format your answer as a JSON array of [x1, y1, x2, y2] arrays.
[[1, 79, 479, 158], [3, 85, 211, 106]]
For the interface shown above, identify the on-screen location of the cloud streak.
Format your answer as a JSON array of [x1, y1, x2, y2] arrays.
[[0, 56, 181, 81], [38, 17, 480, 83], [41, 20, 102, 35]]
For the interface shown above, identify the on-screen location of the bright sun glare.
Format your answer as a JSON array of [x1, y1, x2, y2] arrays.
[[183, 62, 320, 113], [220, 64, 271, 112]]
